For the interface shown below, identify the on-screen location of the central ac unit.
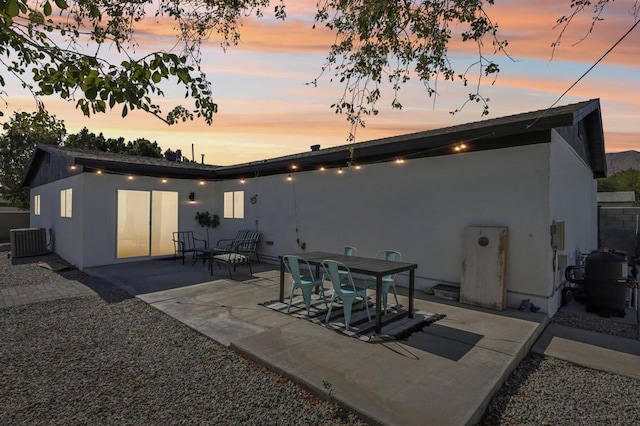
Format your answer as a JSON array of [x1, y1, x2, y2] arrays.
[[10, 228, 48, 258]]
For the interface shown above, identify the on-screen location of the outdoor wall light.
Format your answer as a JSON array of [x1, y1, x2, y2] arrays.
[[287, 174, 293, 181], [189, 192, 195, 202], [240, 178, 246, 184]]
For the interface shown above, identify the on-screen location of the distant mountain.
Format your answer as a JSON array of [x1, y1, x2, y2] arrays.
[[606, 150, 640, 176]]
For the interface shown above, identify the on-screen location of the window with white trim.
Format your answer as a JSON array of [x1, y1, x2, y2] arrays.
[[34, 194, 41, 216], [60, 188, 72, 218], [223, 191, 244, 219]]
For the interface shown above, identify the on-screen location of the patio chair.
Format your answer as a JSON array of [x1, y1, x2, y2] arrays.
[[363, 250, 402, 314], [338, 246, 357, 256], [323, 259, 371, 331], [215, 230, 262, 262], [172, 231, 207, 265], [209, 243, 253, 279], [283, 255, 328, 315], [322, 245, 357, 282]]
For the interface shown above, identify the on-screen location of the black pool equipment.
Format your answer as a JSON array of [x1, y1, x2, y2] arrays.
[[564, 249, 631, 317]]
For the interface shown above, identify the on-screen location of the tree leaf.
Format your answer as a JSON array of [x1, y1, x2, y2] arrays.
[[6, 0, 20, 17], [43, 1, 52, 16]]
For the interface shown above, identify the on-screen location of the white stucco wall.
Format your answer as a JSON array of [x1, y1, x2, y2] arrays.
[[32, 173, 218, 269], [30, 174, 85, 267], [217, 143, 557, 310], [30, 137, 599, 313], [547, 130, 598, 313]]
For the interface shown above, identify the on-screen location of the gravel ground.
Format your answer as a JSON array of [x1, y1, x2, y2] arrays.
[[3, 243, 639, 425], [0, 245, 364, 425], [480, 302, 640, 425]]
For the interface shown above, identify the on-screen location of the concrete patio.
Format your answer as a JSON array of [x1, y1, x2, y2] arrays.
[[85, 257, 549, 426]]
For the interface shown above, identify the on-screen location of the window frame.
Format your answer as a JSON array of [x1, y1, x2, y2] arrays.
[[60, 188, 72, 218], [223, 190, 244, 219]]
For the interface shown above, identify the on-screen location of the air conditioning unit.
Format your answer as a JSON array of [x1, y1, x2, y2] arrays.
[[10, 228, 48, 258]]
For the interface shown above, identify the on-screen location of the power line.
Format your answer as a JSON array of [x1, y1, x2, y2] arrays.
[[527, 18, 640, 129]]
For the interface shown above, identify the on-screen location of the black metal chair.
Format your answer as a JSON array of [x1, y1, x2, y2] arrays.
[[172, 231, 207, 265]]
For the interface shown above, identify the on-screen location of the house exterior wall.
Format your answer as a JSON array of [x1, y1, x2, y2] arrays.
[[31, 173, 218, 269], [217, 143, 557, 311], [30, 174, 85, 267], [546, 130, 598, 314], [28, 137, 600, 314]]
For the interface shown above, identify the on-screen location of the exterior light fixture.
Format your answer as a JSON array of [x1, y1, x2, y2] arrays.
[[70, 164, 77, 170], [319, 166, 326, 171], [291, 165, 298, 170], [189, 192, 195, 202], [453, 143, 468, 152], [338, 168, 343, 174], [287, 174, 293, 181], [127, 175, 134, 180], [199, 180, 205, 185], [395, 158, 405, 164], [240, 178, 246, 184], [96, 170, 102, 175], [161, 178, 168, 183]]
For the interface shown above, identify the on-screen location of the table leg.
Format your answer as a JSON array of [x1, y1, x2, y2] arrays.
[[375, 276, 382, 334], [279, 256, 285, 303], [409, 268, 415, 318]]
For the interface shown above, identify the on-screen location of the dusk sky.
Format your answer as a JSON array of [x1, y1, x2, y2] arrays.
[[3, 0, 640, 165]]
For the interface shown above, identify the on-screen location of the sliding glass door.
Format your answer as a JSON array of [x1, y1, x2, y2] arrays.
[[117, 190, 178, 259]]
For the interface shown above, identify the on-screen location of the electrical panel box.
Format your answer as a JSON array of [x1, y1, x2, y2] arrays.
[[551, 221, 565, 251]]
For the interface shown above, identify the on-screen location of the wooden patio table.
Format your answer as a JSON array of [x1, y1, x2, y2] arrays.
[[279, 251, 418, 334]]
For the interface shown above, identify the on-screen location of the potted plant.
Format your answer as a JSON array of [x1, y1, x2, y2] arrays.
[[195, 211, 220, 247]]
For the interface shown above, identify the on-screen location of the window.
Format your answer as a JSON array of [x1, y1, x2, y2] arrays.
[[34, 195, 41, 216], [60, 188, 72, 218], [223, 191, 244, 219]]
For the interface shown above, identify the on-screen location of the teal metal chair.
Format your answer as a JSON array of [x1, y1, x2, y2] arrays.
[[338, 246, 357, 256], [323, 259, 371, 330], [322, 245, 357, 282], [363, 250, 402, 314], [283, 255, 327, 315]]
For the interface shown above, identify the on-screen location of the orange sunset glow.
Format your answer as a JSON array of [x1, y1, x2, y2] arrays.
[[2, 0, 639, 165]]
